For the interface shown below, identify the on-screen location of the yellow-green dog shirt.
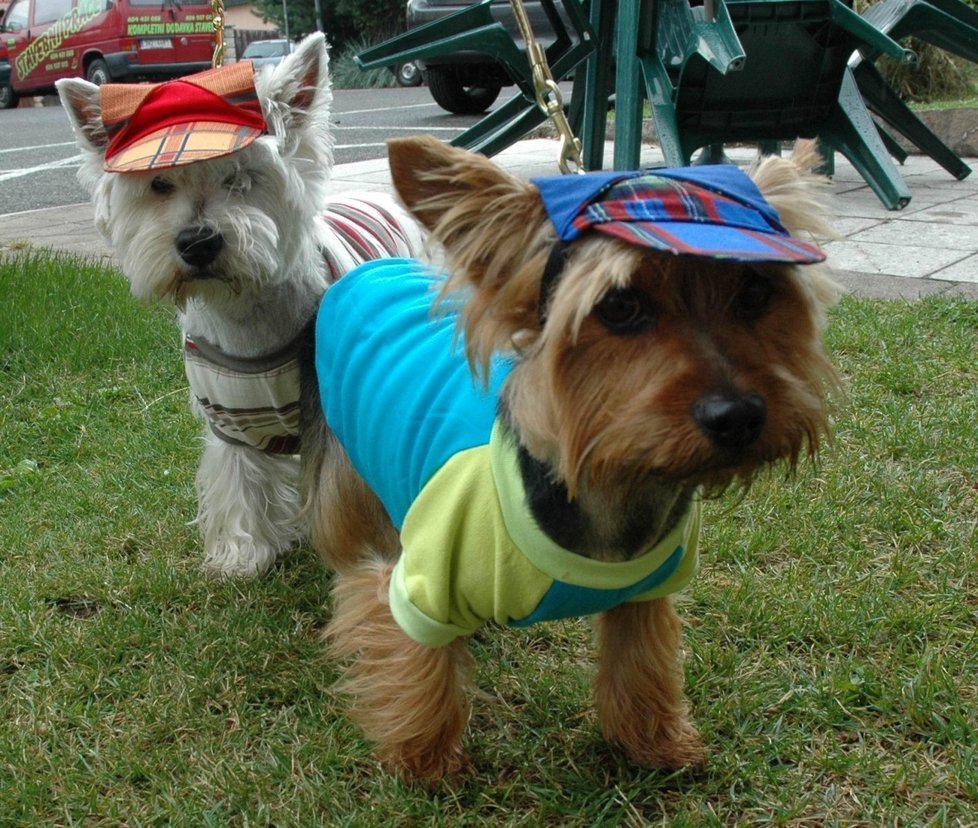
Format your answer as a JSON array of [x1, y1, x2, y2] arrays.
[[315, 259, 701, 648]]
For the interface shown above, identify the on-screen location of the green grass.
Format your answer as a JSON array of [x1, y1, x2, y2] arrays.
[[914, 96, 978, 112], [2, 251, 976, 825]]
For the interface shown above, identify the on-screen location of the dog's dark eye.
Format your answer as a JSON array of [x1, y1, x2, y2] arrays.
[[224, 170, 253, 193], [150, 176, 175, 196], [594, 288, 656, 335], [734, 274, 774, 321]]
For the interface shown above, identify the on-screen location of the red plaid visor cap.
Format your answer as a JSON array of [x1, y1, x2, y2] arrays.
[[100, 61, 267, 173]]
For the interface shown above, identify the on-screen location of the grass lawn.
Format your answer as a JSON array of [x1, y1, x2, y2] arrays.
[[1, 251, 976, 826]]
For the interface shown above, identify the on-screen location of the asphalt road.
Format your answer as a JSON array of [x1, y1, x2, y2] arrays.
[[0, 85, 487, 216]]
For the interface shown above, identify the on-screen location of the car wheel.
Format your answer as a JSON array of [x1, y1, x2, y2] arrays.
[[395, 61, 422, 87], [0, 83, 19, 110], [86, 59, 111, 86], [426, 66, 501, 115]]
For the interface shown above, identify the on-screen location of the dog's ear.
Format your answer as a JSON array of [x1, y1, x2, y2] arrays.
[[56, 78, 108, 156], [388, 136, 528, 229], [259, 32, 331, 137], [388, 136, 554, 370], [750, 141, 840, 314], [750, 140, 835, 241], [387, 136, 547, 250], [56, 77, 114, 206]]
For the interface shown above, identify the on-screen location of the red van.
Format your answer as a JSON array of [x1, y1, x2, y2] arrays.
[[0, 0, 215, 108]]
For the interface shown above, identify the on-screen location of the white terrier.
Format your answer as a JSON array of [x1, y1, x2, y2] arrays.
[[57, 34, 425, 576]]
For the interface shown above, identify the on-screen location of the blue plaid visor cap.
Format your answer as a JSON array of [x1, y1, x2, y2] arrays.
[[532, 165, 825, 265]]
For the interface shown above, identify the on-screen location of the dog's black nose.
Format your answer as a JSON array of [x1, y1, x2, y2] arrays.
[[177, 228, 224, 268], [694, 392, 766, 449]]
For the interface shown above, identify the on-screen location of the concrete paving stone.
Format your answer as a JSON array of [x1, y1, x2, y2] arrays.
[[834, 270, 963, 299], [945, 281, 978, 300], [828, 215, 886, 237], [828, 188, 949, 220], [846, 217, 978, 251], [896, 198, 978, 228], [2, 138, 975, 301], [822, 238, 968, 279], [900, 180, 974, 201], [927, 253, 978, 284], [324, 179, 389, 196], [828, 194, 921, 220]]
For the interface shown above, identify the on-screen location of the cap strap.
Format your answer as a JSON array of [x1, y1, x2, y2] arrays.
[[539, 240, 571, 326]]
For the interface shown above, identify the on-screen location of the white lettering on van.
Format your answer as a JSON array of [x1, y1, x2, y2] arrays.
[[14, 0, 103, 79]]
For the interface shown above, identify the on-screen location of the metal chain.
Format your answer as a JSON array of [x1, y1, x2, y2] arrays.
[[211, 0, 226, 67], [509, 0, 584, 174]]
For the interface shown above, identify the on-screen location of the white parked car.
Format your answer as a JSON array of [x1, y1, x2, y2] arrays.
[[240, 39, 295, 69]]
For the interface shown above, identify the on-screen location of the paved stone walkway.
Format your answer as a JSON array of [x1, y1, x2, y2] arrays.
[[2, 139, 976, 300]]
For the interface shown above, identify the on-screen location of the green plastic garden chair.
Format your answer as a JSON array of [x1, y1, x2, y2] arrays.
[[355, 0, 596, 158], [569, 0, 747, 170], [850, 0, 978, 181], [635, 0, 917, 208]]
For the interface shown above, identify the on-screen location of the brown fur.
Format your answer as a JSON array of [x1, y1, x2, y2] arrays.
[[303, 136, 840, 780], [595, 598, 705, 768], [326, 558, 474, 779]]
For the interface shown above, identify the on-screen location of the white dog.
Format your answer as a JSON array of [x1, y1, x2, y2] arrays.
[[57, 34, 425, 576]]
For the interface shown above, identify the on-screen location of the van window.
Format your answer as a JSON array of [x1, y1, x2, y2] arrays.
[[3, 0, 30, 31], [33, 0, 72, 25]]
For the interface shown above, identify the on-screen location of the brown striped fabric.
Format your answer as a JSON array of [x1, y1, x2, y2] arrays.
[[184, 196, 424, 454]]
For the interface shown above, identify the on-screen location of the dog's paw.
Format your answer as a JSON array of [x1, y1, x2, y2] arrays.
[[616, 719, 706, 771], [380, 744, 471, 783], [202, 535, 283, 578]]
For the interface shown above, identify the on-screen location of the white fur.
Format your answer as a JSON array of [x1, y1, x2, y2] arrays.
[[57, 34, 425, 576]]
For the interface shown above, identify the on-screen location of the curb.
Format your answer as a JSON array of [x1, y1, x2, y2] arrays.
[[891, 106, 978, 158], [19, 93, 978, 159], [528, 108, 978, 160]]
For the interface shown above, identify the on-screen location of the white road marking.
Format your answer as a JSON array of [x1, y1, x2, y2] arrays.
[[337, 102, 439, 116], [0, 154, 84, 182], [0, 141, 77, 155], [0, 118, 462, 185], [333, 124, 459, 132]]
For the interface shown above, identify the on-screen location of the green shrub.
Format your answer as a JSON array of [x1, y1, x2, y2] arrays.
[[330, 36, 399, 89], [250, 0, 404, 56], [857, 0, 976, 103]]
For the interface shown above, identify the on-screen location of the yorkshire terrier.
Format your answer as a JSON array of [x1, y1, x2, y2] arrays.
[[299, 135, 840, 779], [56, 34, 425, 577]]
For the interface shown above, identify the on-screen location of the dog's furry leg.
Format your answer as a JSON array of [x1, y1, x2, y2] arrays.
[[196, 434, 301, 577], [327, 558, 474, 780], [300, 426, 399, 572], [594, 598, 705, 769]]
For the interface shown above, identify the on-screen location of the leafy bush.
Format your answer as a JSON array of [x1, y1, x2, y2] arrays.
[[876, 43, 973, 103], [330, 36, 399, 90], [250, 0, 405, 56]]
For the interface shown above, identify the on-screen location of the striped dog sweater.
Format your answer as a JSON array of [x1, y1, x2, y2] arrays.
[[185, 194, 423, 454]]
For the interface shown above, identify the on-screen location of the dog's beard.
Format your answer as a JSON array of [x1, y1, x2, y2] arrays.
[[112, 201, 284, 306], [96, 144, 318, 307]]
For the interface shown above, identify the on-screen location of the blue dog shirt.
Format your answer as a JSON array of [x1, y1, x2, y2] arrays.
[[315, 258, 700, 647]]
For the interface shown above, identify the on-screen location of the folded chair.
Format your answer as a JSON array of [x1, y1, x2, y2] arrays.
[[851, 0, 978, 181], [355, 0, 596, 158], [575, 0, 748, 170], [631, 0, 917, 208]]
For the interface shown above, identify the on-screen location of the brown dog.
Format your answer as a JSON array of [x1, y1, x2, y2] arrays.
[[300, 136, 840, 780]]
